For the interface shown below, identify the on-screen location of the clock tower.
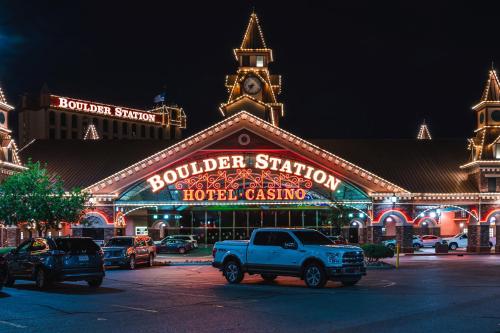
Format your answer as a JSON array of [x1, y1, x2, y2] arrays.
[[220, 12, 283, 126]]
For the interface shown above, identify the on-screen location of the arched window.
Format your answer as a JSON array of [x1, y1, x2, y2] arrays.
[[141, 125, 146, 138], [132, 124, 137, 137], [71, 115, 78, 129], [158, 127, 163, 139]]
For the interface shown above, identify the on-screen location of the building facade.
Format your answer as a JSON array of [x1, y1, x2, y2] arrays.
[[18, 89, 186, 146], [8, 12, 500, 254]]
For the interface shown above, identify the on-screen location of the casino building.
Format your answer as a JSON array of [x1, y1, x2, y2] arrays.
[[17, 87, 186, 146], [5, 13, 500, 253]]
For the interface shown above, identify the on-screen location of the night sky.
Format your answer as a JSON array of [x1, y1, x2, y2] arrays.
[[1, 1, 500, 140]]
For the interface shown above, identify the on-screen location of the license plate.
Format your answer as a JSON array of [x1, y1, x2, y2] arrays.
[[79, 255, 89, 262]]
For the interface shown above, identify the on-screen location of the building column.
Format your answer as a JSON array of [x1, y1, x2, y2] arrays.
[[466, 224, 479, 252], [478, 224, 491, 253], [495, 225, 500, 253], [359, 227, 367, 244], [367, 225, 383, 244], [396, 225, 414, 253]]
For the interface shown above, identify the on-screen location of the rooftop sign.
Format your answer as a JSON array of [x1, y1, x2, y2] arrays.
[[50, 95, 160, 123]]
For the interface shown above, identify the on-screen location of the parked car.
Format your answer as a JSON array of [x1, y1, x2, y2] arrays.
[[443, 233, 468, 250], [3, 237, 105, 289], [421, 235, 444, 248], [327, 235, 348, 245], [212, 228, 366, 288], [156, 239, 192, 254], [383, 235, 423, 250], [163, 235, 199, 248], [103, 236, 156, 269]]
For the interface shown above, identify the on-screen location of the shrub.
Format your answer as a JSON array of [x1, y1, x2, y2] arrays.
[[361, 243, 394, 262]]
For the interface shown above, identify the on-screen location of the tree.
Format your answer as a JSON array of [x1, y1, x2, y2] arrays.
[[0, 161, 90, 236]]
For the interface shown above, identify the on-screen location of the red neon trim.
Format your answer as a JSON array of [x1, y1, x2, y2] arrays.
[[373, 208, 411, 223], [83, 209, 113, 225], [480, 208, 500, 223]]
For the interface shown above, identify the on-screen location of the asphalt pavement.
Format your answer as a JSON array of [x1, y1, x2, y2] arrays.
[[1, 255, 500, 333]]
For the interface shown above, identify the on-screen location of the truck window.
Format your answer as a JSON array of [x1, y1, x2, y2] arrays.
[[253, 231, 272, 245], [269, 232, 295, 246], [292, 230, 332, 245]]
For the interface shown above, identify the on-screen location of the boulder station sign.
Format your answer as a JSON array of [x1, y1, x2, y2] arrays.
[[146, 154, 342, 202], [50, 95, 160, 123]]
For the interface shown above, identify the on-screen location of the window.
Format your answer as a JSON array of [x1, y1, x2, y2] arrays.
[[256, 55, 264, 67], [49, 128, 56, 139], [270, 232, 295, 246], [103, 120, 109, 132], [292, 230, 332, 245], [72, 115, 78, 128], [253, 231, 271, 245], [7, 148, 12, 162], [494, 144, 500, 159], [242, 55, 250, 67], [113, 121, 118, 133], [135, 226, 148, 235], [488, 177, 497, 192], [49, 111, 55, 125], [490, 227, 494, 238], [141, 125, 146, 138], [60, 113, 67, 127]]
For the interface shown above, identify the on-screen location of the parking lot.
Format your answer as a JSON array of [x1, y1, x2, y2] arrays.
[[0, 255, 500, 333]]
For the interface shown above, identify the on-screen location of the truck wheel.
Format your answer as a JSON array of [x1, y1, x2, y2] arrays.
[[340, 278, 360, 286], [261, 274, 277, 282], [223, 261, 243, 284], [449, 243, 458, 250], [304, 263, 327, 288]]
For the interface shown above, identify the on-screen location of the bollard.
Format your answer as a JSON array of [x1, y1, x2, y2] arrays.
[[396, 243, 400, 269]]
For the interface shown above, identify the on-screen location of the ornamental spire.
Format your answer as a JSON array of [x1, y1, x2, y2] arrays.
[[0, 84, 7, 104], [239, 12, 267, 49], [417, 120, 432, 140], [480, 69, 500, 102], [83, 124, 100, 140]]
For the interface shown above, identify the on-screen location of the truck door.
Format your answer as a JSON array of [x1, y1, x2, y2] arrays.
[[247, 231, 272, 270], [266, 231, 302, 273]]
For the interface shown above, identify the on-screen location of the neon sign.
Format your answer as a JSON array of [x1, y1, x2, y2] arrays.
[[146, 154, 341, 201], [50, 95, 160, 123]]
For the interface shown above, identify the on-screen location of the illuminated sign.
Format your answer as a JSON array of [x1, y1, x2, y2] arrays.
[[146, 154, 341, 201], [50, 95, 160, 123]]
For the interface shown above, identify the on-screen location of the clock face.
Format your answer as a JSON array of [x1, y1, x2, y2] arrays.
[[243, 77, 262, 95]]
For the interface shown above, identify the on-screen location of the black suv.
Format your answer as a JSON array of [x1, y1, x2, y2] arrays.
[[3, 237, 105, 289]]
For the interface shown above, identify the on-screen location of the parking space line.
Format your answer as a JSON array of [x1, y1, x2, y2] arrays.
[[0, 320, 27, 329], [112, 305, 158, 313]]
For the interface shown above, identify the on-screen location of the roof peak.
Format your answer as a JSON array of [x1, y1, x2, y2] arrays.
[[239, 12, 267, 49], [417, 120, 432, 140], [480, 69, 500, 102]]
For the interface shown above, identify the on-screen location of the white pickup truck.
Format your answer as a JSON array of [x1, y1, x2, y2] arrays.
[[212, 228, 366, 288]]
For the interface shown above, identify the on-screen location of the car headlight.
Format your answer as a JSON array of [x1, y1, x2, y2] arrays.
[[327, 252, 342, 264]]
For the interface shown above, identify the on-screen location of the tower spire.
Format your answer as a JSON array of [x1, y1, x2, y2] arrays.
[[417, 119, 432, 140], [480, 69, 500, 102]]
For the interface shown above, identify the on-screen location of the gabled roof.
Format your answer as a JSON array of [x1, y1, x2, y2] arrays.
[[83, 111, 408, 195], [240, 13, 267, 49], [19, 140, 175, 190], [480, 69, 500, 102]]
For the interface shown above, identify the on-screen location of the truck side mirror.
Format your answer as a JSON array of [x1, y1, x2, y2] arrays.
[[283, 242, 297, 250]]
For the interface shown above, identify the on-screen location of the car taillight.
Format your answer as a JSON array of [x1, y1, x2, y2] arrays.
[[212, 248, 217, 257]]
